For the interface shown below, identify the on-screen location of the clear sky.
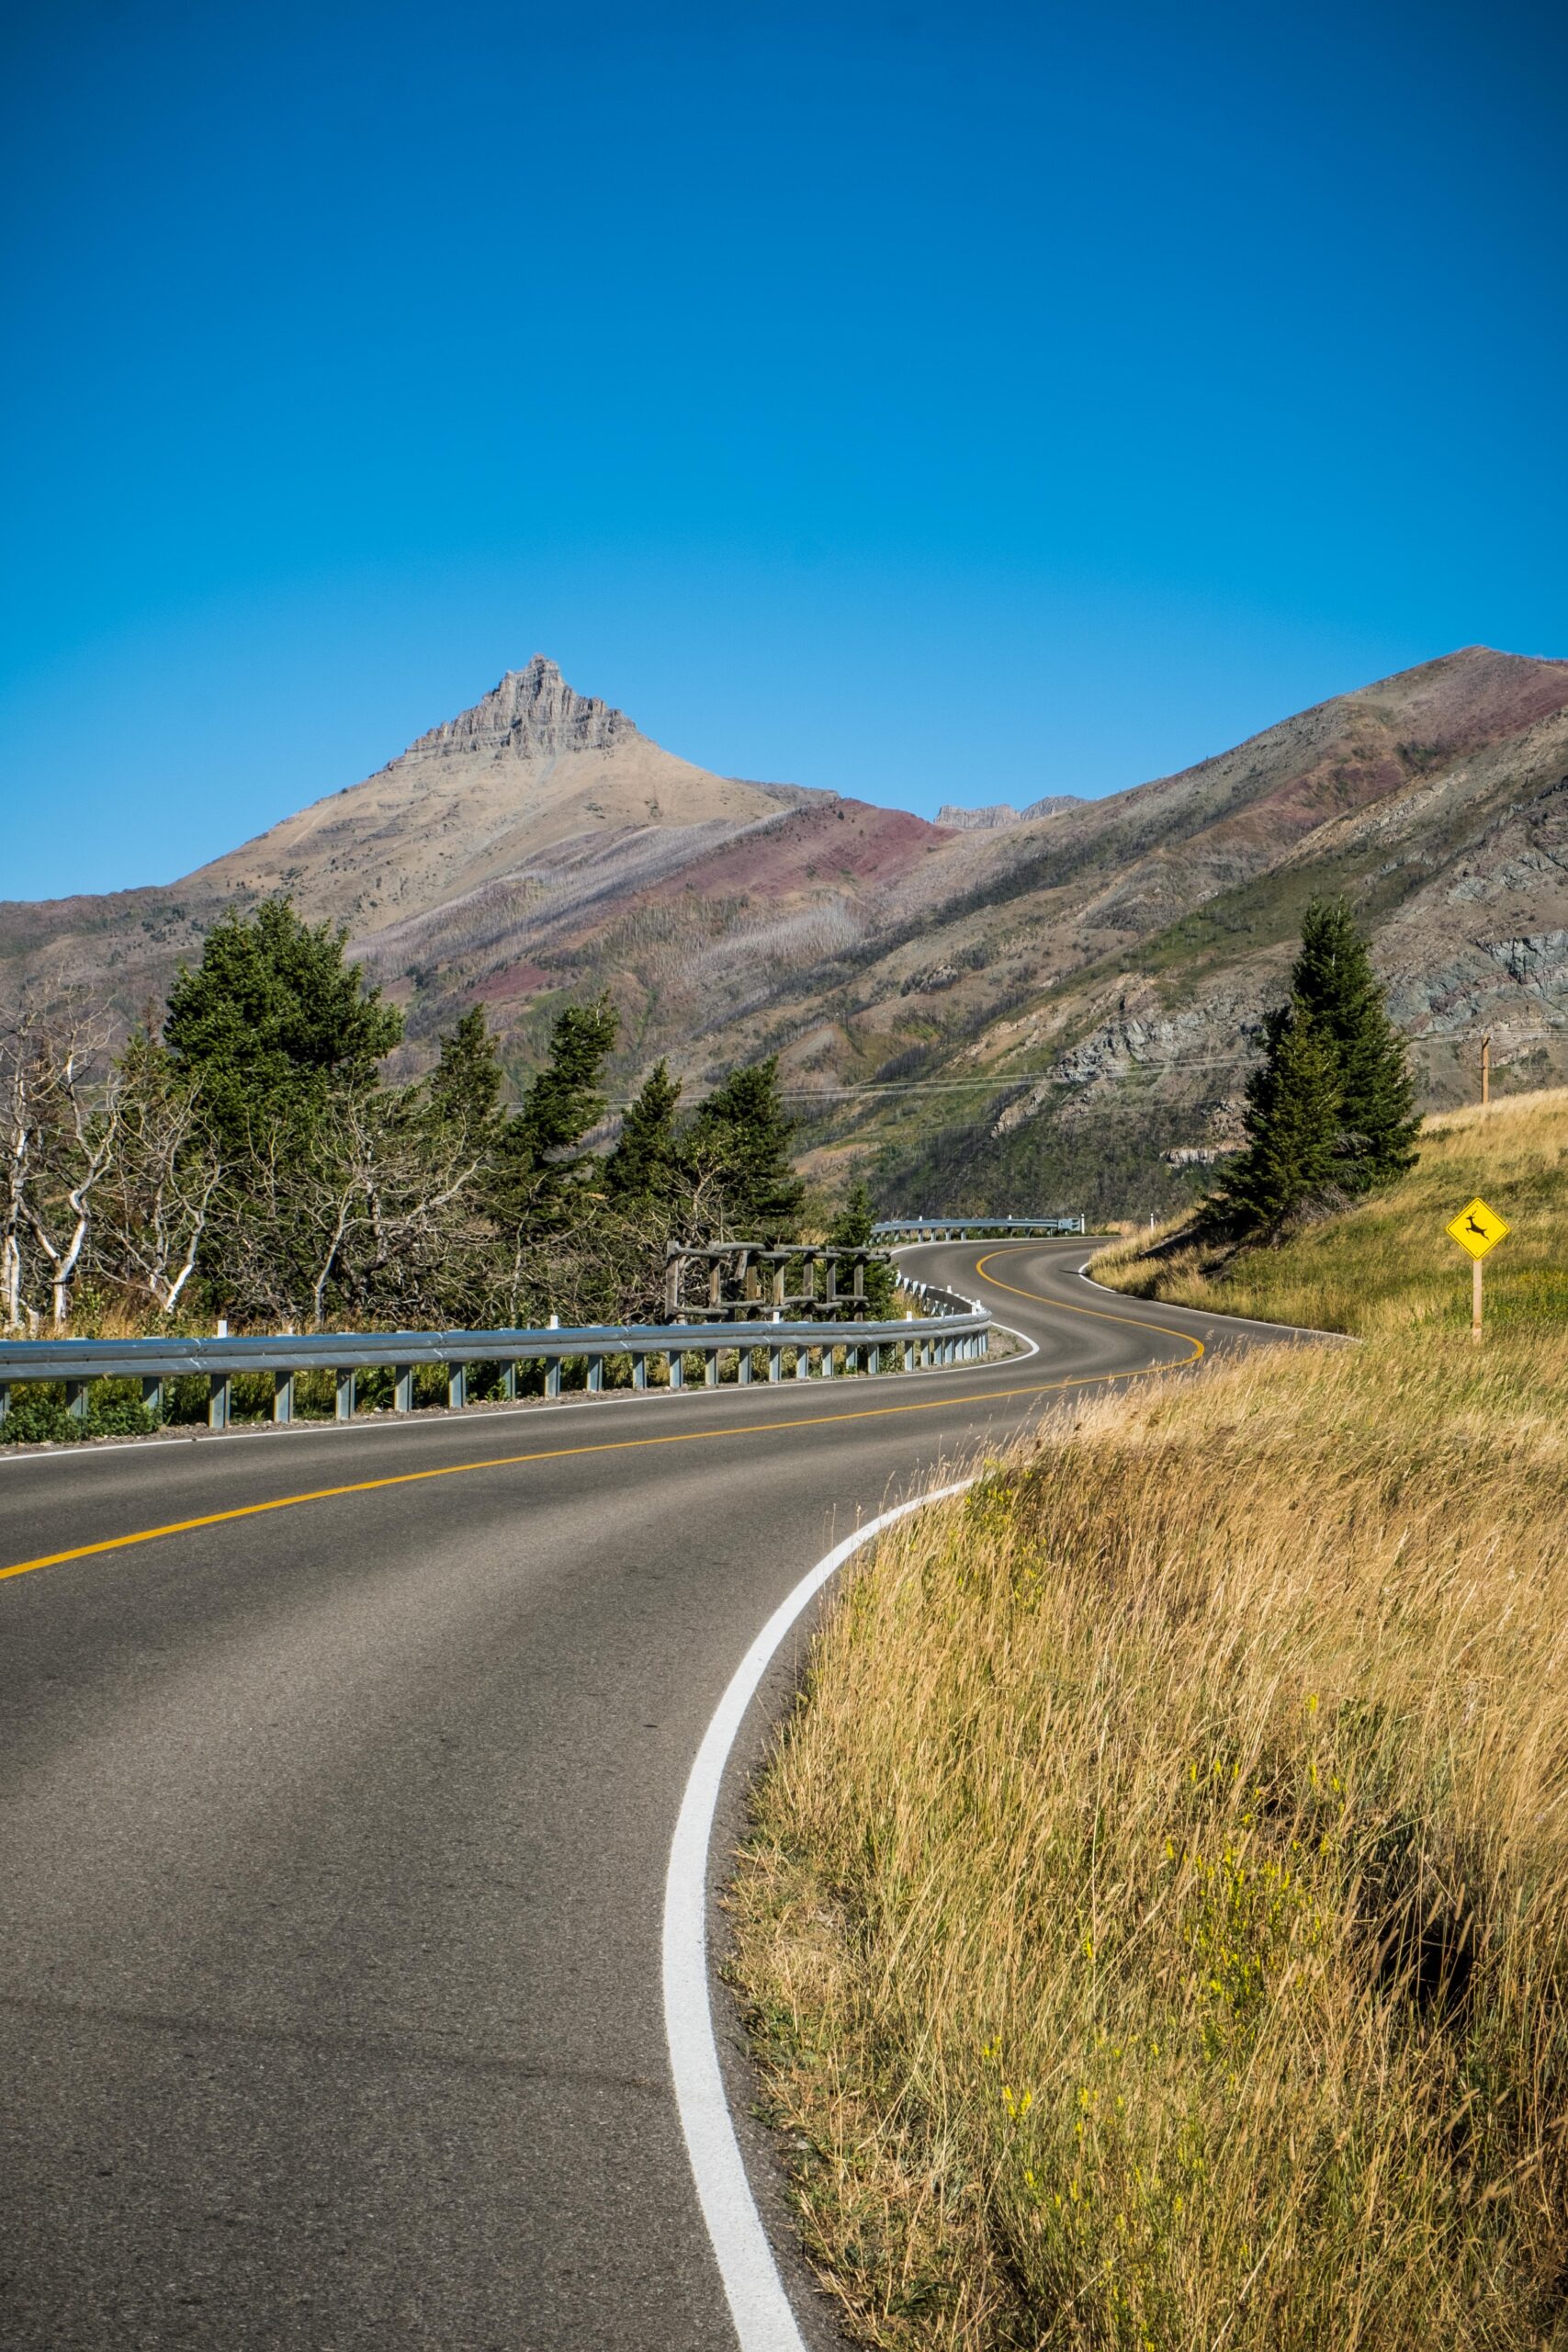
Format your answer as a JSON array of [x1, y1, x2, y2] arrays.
[[3, 0, 1564, 899]]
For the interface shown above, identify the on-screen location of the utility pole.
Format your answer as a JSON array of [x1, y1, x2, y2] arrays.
[[1481, 1034, 1491, 1107]]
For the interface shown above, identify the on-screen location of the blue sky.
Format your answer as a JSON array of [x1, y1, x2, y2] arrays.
[[3, 0, 1564, 899]]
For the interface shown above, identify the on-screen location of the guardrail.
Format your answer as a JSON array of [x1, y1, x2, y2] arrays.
[[0, 1298, 991, 1432], [875, 1214, 1085, 1241]]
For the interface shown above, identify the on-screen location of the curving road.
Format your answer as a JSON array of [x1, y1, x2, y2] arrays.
[[0, 1243, 1304, 2349]]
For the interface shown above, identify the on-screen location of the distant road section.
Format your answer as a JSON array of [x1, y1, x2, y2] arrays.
[[0, 1243, 1297, 2349]]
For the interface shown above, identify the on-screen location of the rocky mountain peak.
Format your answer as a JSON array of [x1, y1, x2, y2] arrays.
[[936, 793, 1084, 830], [401, 655, 641, 763]]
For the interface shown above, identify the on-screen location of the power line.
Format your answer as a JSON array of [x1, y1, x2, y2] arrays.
[[598, 1022, 1567, 1108]]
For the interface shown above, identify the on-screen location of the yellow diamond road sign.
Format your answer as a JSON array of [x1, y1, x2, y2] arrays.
[[1446, 1196, 1510, 1261]]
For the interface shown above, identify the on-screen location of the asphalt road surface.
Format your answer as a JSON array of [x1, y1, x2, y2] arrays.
[[0, 1241, 1304, 2349]]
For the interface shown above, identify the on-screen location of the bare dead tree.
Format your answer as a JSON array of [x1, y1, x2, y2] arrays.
[[95, 1040, 222, 1316], [207, 1086, 484, 1329], [0, 1006, 121, 1329]]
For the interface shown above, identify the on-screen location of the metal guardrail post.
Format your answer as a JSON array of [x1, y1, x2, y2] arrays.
[[141, 1374, 164, 1419], [64, 1378, 88, 1423], [0, 1293, 991, 1442]]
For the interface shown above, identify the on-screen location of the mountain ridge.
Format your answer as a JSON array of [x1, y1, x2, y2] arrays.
[[3, 645, 1566, 1215]]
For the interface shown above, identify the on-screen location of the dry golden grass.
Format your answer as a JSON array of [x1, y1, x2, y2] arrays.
[[1090, 1086, 1568, 1337], [731, 1311, 1568, 2349]]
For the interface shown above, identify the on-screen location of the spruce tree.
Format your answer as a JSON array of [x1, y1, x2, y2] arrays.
[[1290, 898, 1419, 1193], [164, 899, 401, 1157], [604, 1059, 682, 1205], [1213, 1000, 1341, 1232], [427, 1007, 503, 1150], [828, 1178, 895, 1316], [683, 1056, 806, 1240], [492, 995, 618, 1232]]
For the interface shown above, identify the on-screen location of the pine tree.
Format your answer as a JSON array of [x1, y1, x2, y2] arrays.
[[1212, 999, 1341, 1232], [683, 1057, 806, 1241], [1290, 898, 1420, 1193], [164, 899, 401, 1157], [828, 1178, 895, 1316], [492, 995, 618, 1232], [604, 1059, 682, 1205], [828, 1178, 876, 1250], [427, 1007, 503, 1150]]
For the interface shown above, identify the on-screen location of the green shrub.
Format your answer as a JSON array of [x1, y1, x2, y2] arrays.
[[1, 1380, 158, 1442], [1, 1386, 77, 1444], [83, 1382, 157, 1437]]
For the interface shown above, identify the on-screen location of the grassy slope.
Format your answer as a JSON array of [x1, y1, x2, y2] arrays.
[[729, 1090, 1568, 2350], [1089, 1086, 1568, 1334]]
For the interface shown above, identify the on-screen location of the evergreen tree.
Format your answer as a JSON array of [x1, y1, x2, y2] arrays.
[[604, 1059, 682, 1204], [164, 899, 401, 1156], [1212, 1000, 1341, 1232], [827, 1178, 876, 1250], [1290, 897, 1420, 1193], [828, 1178, 895, 1315], [492, 995, 618, 1231], [683, 1056, 806, 1241], [427, 1007, 504, 1150]]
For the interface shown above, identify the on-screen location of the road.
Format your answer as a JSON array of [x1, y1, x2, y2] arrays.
[[0, 1241, 1302, 2348]]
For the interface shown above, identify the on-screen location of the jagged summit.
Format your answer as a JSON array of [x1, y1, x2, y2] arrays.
[[936, 793, 1083, 830], [142, 659, 789, 934], [402, 655, 639, 763]]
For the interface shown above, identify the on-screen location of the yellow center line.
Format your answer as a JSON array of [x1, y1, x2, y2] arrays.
[[1, 1250, 1201, 1585], [974, 1247, 1207, 1361]]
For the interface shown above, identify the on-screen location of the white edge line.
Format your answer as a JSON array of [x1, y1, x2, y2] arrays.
[[1070, 1255, 1352, 1341], [662, 1477, 976, 2352]]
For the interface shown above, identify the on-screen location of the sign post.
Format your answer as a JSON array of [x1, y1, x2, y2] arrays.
[[1445, 1196, 1510, 1343]]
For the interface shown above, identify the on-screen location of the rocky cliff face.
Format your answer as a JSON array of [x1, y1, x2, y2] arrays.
[[400, 656, 639, 763], [935, 794, 1081, 829]]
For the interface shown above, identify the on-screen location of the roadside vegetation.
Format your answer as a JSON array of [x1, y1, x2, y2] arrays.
[[1, 899, 911, 1439], [1, 899, 809, 1343], [730, 914, 1568, 2347], [732, 1300, 1568, 2347], [1094, 1087, 1568, 1335]]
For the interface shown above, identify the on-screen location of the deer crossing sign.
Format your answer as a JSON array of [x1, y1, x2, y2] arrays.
[[1445, 1197, 1510, 1261]]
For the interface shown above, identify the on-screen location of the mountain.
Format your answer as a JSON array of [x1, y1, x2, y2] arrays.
[[4, 646, 1566, 1216], [181, 656, 795, 932], [935, 795, 1083, 828], [0, 657, 820, 1045], [783, 644, 1568, 1213]]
